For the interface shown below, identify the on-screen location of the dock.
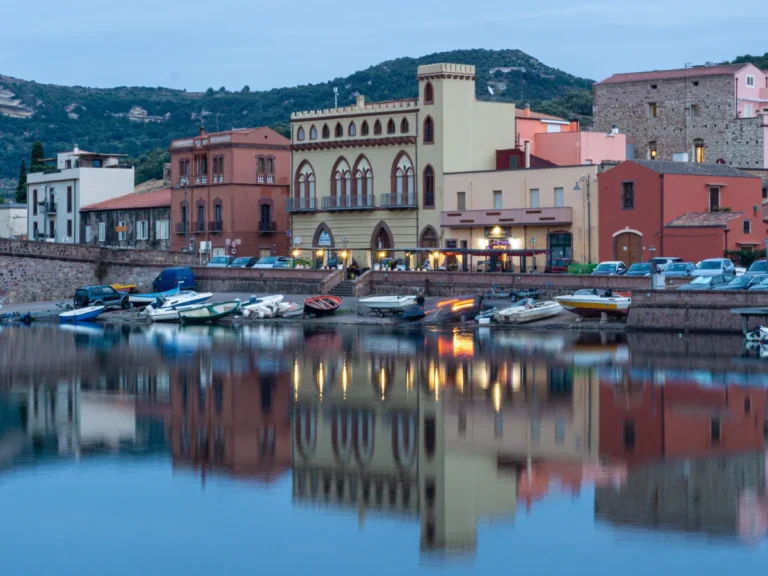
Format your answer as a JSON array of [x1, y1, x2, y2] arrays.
[[730, 308, 768, 334]]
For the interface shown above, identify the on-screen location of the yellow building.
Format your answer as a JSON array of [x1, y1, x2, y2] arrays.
[[288, 63, 517, 267], [442, 164, 600, 271]]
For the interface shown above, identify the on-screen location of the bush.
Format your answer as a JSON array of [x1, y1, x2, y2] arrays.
[[568, 263, 597, 274], [725, 249, 766, 268]]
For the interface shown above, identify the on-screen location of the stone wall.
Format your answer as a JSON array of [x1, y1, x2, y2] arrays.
[[194, 267, 337, 295]]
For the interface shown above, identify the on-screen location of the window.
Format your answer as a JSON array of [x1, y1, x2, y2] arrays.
[[33, 222, 39, 239], [695, 139, 705, 163], [322, 124, 330, 139], [648, 102, 658, 118], [747, 74, 755, 87], [66, 220, 72, 238], [744, 104, 754, 118], [709, 187, 720, 211], [554, 187, 564, 208], [215, 204, 222, 222], [623, 420, 636, 451], [744, 220, 752, 234], [457, 191, 466, 211], [98, 222, 106, 242], [65, 159, 72, 169], [555, 417, 565, 445], [763, 187, 767, 200], [67, 186, 73, 213], [423, 116, 434, 144], [387, 119, 396, 135], [137, 220, 149, 240], [117, 221, 126, 241], [297, 126, 305, 141], [374, 120, 382, 135], [348, 122, 356, 137], [309, 125, 317, 140], [400, 118, 409, 133], [197, 204, 205, 225], [510, 156, 519, 169], [530, 188, 539, 208], [92, 159, 102, 168], [266, 157, 274, 174], [85, 226, 91, 243], [493, 190, 502, 209], [650, 84, 657, 89], [257, 157, 265, 174], [622, 182, 634, 209], [33, 189, 38, 215], [156, 220, 169, 240], [361, 121, 369, 136], [548, 232, 572, 259], [692, 80, 699, 87], [423, 166, 435, 208], [334, 123, 343, 138], [649, 141, 657, 160], [424, 82, 434, 104], [710, 418, 721, 443]]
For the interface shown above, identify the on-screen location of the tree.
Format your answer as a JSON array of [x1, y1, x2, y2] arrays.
[[15, 160, 27, 203], [30, 141, 45, 173], [205, 87, 215, 96], [218, 86, 226, 93], [241, 85, 251, 94]]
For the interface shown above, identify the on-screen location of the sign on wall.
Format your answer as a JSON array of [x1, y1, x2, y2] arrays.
[[318, 231, 332, 247]]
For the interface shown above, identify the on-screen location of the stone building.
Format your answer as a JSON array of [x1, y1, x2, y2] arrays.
[[0, 203, 27, 239], [79, 188, 171, 251], [593, 64, 768, 170]]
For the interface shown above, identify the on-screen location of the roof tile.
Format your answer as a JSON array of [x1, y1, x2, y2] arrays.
[[665, 211, 743, 228], [597, 64, 746, 85], [80, 188, 171, 212], [629, 160, 757, 178]]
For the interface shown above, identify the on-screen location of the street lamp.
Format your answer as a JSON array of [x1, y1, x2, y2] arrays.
[[530, 237, 537, 272], [573, 175, 592, 264], [648, 244, 656, 262], [174, 179, 189, 252]]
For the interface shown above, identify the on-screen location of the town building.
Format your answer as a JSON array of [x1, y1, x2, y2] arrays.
[[288, 63, 517, 268], [442, 164, 600, 270], [169, 127, 290, 258], [79, 188, 171, 251], [0, 203, 27, 239], [26, 147, 135, 243], [597, 160, 764, 264], [593, 63, 768, 169]]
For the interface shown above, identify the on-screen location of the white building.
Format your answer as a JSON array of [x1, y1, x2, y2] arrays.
[[0, 203, 27, 239], [26, 147, 134, 243]]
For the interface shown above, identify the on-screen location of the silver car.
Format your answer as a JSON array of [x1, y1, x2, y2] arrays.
[[206, 255, 234, 268], [662, 262, 695, 277], [691, 258, 736, 277]]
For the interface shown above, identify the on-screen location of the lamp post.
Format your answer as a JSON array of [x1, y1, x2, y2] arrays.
[[573, 175, 592, 264], [174, 179, 189, 252], [648, 244, 656, 263], [530, 237, 537, 272]]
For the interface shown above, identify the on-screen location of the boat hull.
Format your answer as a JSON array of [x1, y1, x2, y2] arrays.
[[59, 305, 105, 323], [130, 285, 181, 305], [359, 296, 416, 310], [304, 295, 342, 317], [495, 302, 563, 324], [555, 296, 630, 318], [179, 301, 241, 325]]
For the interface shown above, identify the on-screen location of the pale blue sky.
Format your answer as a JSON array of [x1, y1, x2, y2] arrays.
[[2, 0, 766, 91]]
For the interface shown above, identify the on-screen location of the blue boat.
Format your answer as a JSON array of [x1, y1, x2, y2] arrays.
[[59, 305, 105, 323], [128, 284, 181, 305]]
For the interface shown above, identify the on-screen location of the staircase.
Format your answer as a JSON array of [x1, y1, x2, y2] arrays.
[[330, 280, 356, 297]]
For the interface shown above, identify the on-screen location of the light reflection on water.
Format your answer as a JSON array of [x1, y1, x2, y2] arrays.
[[1, 324, 767, 574]]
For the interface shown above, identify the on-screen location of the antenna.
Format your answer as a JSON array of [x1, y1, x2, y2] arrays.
[[333, 87, 338, 109]]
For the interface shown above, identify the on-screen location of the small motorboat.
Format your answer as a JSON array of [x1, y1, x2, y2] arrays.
[[555, 289, 631, 318], [241, 295, 284, 319], [745, 326, 768, 343], [59, 305, 105, 323], [304, 295, 342, 317], [140, 298, 207, 322], [494, 299, 563, 325], [130, 284, 181, 305], [277, 301, 303, 318], [399, 304, 426, 322], [179, 300, 241, 325], [359, 295, 417, 311], [111, 283, 137, 294]]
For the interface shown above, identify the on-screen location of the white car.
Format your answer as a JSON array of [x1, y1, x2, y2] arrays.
[[691, 258, 736, 277], [591, 261, 627, 276]]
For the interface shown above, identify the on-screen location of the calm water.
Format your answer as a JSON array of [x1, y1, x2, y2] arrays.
[[1, 323, 768, 575]]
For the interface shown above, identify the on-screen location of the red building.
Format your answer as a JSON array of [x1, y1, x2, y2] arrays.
[[598, 160, 764, 264], [169, 127, 291, 258]]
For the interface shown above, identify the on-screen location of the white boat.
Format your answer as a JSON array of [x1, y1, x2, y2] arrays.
[[241, 295, 284, 319], [359, 295, 417, 310], [555, 289, 631, 318], [162, 291, 213, 308], [276, 301, 303, 318], [141, 301, 206, 322], [745, 326, 768, 343], [59, 305, 105, 323], [494, 299, 562, 324]]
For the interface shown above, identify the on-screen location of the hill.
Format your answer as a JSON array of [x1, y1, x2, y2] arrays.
[[0, 49, 594, 192], [729, 52, 768, 69]]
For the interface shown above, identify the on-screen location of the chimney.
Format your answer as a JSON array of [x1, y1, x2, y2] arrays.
[[569, 119, 580, 131], [524, 103, 531, 118], [73, 144, 79, 154], [199, 126, 206, 136], [356, 94, 365, 109], [524, 141, 531, 168]]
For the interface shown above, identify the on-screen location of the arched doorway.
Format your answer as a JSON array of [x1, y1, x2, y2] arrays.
[[419, 226, 439, 268], [613, 230, 642, 265], [312, 223, 334, 268], [371, 221, 394, 269]]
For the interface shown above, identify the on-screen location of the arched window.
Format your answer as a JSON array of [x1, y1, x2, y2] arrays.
[[266, 157, 274, 174], [354, 157, 373, 207], [309, 125, 317, 140], [694, 138, 704, 163], [349, 122, 356, 137], [393, 153, 415, 206], [424, 82, 434, 105], [295, 162, 316, 209], [335, 123, 343, 138], [332, 158, 352, 207], [423, 166, 435, 208], [400, 118, 409, 134], [424, 116, 434, 144], [362, 121, 370, 136], [297, 127, 305, 141], [387, 119, 396, 135], [374, 120, 382, 136], [322, 124, 330, 139], [257, 157, 265, 174]]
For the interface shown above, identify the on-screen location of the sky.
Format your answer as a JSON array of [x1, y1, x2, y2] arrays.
[[2, 0, 767, 91]]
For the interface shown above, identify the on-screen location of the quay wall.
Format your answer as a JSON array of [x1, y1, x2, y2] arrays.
[[194, 268, 339, 295]]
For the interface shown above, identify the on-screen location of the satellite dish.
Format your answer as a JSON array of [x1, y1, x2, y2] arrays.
[[488, 86, 495, 96]]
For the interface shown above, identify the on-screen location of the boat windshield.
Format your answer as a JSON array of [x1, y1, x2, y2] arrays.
[[697, 261, 722, 270], [690, 276, 713, 284]]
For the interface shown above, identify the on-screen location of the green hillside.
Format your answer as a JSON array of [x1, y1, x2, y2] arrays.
[[0, 49, 594, 192]]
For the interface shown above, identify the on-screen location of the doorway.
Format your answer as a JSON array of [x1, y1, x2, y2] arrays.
[[614, 232, 642, 264]]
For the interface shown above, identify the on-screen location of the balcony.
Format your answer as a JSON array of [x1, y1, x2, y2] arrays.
[[321, 195, 374, 211], [212, 175, 224, 184], [258, 221, 277, 234], [380, 193, 417, 209], [194, 175, 208, 185], [193, 221, 206, 234], [440, 206, 573, 228], [257, 173, 275, 184], [41, 201, 56, 213], [209, 220, 223, 233], [175, 223, 188, 234], [286, 197, 317, 212]]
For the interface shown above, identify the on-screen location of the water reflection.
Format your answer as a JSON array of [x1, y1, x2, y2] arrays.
[[1, 323, 768, 566]]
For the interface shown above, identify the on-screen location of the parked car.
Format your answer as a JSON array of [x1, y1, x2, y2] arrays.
[[748, 277, 768, 291], [206, 256, 234, 268], [275, 258, 312, 268], [677, 274, 734, 290], [626, 263, 652, 276], [228, 256, 259, 268], [545, 258, 573, 274], [591, 261, 627, 276], [745, 259, 767, 276], [662, 262, 696, 277], [713, 274, 768, 291], [648, 257, 682, 271], [152, 267, 196, 292], [74, 285, 130, 310], [251, 257, 281, 269], [691, 258, 736, 277]]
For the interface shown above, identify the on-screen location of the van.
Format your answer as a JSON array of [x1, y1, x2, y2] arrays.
[[152, 267, 196, 292]]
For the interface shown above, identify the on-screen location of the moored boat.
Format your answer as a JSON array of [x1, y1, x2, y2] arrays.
[[555, 289, 631, 318], [359, 295, 416, 311], [59, 305, 105, 323], [129, 284, 181, 305], [304, 295, 342, 317], [179, 300, 241, 324], [276, 301, 303, 318], [399, 304, 426, 322], [241, 295, 284, 319], [494, 299, 563, 325], [111, 283, 137, 294], [140, 299, 207, 322]]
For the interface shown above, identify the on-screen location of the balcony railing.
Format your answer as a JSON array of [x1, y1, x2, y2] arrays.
[[212, 175, 224, 184], [178, 176, 189, 186], [321, 195, 374, 210], [194, 175, 208, 185], [175, 223, 188, 234], [286, 197, 317, 212], [193, 221, 206, 233], [258, 221, 277, 234], [209, 220, 223, 233], [43, 201, 57, 213], [380, 193, 417, 209], [257, 173, 275, 184]]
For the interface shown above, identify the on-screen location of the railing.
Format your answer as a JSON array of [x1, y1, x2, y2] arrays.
[[321, 195, 374, 210], [194, 175, 208, 185], [423, 194, 435, 209], [380, 193, 417, 209], [193, 221, 206, 233], [178, 177, 189, 186], [45, 201, 57, 213], [175, 223, 188, 234], [212, 175, 224, 184], [209, 220, 223, 233], [286, 197, 317, 212], [258, 221, 277, 233], [257, 173, 275, 184]]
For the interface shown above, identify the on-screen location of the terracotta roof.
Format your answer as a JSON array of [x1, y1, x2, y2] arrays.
[[665, 211, 743, 228], [630, 160, 756, 178], [80, 188, 171, 212], [597, 64, 746, 85], [515, 109, 568, 122]]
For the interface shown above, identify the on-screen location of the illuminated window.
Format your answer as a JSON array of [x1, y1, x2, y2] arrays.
[[648, 102, 658, 118], [649, 141, 657, 160], [694, 139, 705, 163]]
